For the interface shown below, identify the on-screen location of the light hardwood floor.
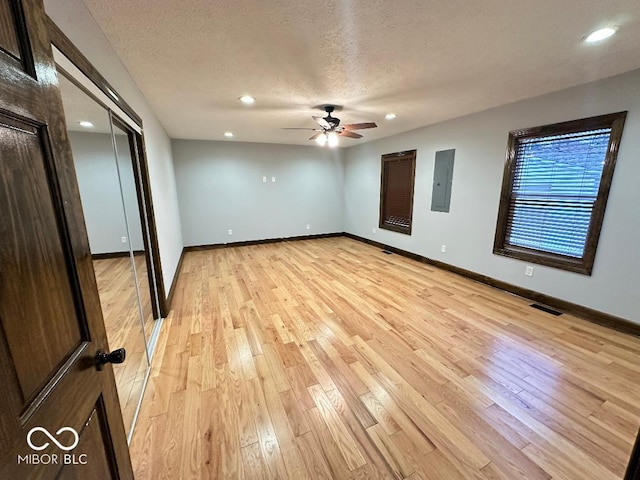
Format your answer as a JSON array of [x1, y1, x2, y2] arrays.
[[129, 237, 640, 479], [93, 255, 154, 436]]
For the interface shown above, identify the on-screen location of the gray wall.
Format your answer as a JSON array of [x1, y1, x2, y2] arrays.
[[173, 140, 344, 246], [344, 69, 640, 323], [69, 131, 144, 254]]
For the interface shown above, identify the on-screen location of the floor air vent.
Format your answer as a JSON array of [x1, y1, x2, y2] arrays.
[[382, 250, 393, 255], [530, 304, 562, 316]]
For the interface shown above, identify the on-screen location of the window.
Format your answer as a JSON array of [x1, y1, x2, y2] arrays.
[[493, 112, 626, 275], [379, 150, 416, 235]]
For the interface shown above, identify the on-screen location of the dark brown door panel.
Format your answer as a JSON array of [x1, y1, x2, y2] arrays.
[[0, 0, 133, 478]]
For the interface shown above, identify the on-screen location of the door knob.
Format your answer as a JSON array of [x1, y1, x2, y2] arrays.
[[95, 348, 126, 370]]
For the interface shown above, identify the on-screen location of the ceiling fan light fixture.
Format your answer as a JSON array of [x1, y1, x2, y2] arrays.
[[385, 113, 397, 120], [315, 133, 328, 146], [239, 95, 255, 104], [286, 104, 376, 143]]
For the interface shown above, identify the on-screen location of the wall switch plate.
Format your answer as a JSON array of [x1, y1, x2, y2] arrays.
[[525, 265, 534, 277], [306, 224, 310, 230], [121, 236, 127, 243], [227, 229, 233, 236], [440, 245, 446, 253], [372, 228, 377, 234], [262, 176, 267, 183], [271, 176, 276, 182]]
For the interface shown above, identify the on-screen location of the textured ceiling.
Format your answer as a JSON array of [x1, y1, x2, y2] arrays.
[[80, 0, 640, 147]]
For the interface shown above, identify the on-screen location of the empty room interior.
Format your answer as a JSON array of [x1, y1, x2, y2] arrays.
[[3, 0, 640, 479]]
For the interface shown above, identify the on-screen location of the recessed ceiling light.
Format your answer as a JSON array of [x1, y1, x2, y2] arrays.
[[385, 113, 397, 120], [239, 95, 255, 104], [79, 121, 94, 128], [224, 131, 234, 137], [585, 27, 617, 43]]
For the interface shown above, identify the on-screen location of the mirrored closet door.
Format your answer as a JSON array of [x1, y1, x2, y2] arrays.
[[56, 69, 158, 441], [111, 116, 158, 346]]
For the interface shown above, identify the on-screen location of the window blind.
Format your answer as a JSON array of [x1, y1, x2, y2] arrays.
[[506, 128, 611, 258], [380, 154, 415, 232]]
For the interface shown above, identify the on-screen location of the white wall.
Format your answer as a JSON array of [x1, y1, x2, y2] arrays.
[[173, 140, 344, 246], [344, 69, 640, 323], [45, 0, 184, 293], [70, 131, 144, 254]]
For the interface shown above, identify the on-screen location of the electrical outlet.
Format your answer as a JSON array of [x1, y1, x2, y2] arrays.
[[525, 265, 534, 277], [306, 224, 310, 230], [271, 176, 276, 182], [440, 245, 446, 253], [121, 236, 127, 244], [227, 229, 233, 236], [372, 227, 377, 234], [262, 176, 267, 183]]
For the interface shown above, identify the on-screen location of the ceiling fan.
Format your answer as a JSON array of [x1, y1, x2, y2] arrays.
[[283, 105, 377, 146]]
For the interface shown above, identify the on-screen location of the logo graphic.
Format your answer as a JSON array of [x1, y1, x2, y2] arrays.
[[26, 427, 79, 452]]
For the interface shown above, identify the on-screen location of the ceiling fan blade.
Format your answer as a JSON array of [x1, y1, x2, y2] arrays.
[[343, 122, 377, 130], [309, 132, 324, 141], [282, 127, 321, 130], [313, 116, 332, 129], [339, 130, 363, 139]]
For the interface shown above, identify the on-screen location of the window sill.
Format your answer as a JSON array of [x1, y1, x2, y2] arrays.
[[379, 223, 412, 235], [493, 245, 592, 275]]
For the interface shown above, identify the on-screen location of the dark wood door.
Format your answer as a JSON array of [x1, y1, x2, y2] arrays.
[[0, 0, 133, 478], [626, 430, 640, 479]]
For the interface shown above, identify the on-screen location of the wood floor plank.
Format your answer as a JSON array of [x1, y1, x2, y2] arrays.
[[235, 326, 258, 380], [305, 406, 355, 479], [261, 372, 312, 479], [420, 449, 485, 480], [435, 399, 550, 480], [589, 400, 640, 442], [241, 442, 268, 480], [374, 369, 491, 471], [200, 389, 222, 480], [295, 430, 335, 480], [180, 386, 201, 479], [284, 364, 318, 410], [129, 412, 164, 480], [280, 388, 311, 436], [308, 385, 367, 471], [246, 376, 289, 479], [308, 339, 376, 428], [158, 390, 186, 479], [218, 363, 245, 479], [130, 238, 640, 479], [466, 375, 620, 480], [360, 392, 400, 436], [365, 423, 413, 479]]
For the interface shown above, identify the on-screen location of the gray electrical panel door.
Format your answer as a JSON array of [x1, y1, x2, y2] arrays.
[[431, 149, 455, 212]]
